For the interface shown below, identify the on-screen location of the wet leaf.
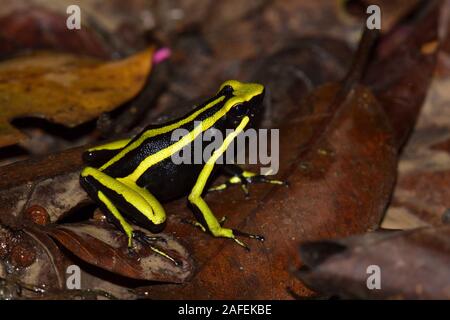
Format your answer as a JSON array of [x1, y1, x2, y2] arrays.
[[0, 47, 154, 148], [0, 225, 70, 297], [47, 220, 194, 283], [297, 226, 450, 299]]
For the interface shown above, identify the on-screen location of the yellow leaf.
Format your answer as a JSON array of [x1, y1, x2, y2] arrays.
[[0, 47, 154, 147]]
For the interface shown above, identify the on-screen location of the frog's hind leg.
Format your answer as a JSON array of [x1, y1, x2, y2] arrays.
[[81, 167, 166, 231], [80, 174, 134, 246], [80, 167, 178, 264]]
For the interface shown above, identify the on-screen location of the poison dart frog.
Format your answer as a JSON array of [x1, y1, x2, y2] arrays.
[[80, 80, 285, 264]]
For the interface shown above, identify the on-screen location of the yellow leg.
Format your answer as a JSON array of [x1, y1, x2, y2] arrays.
[[98, 191, 134, 247], [81, 167, 166, 226], [187, 116, 264, 249]]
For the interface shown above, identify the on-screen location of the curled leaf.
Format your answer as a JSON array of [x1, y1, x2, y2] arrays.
[[47, 220, 194, 283]]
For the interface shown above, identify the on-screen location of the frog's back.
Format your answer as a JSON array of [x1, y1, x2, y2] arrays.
[[100, 95, 228, 200]]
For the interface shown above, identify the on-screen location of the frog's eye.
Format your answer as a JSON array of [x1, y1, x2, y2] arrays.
[[221, 85, 234, 95], [229, 103, 248, 118]]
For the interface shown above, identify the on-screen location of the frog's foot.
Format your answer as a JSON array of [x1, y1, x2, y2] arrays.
[[230, 228, 265, 251], [130, 230, 181, 266], [182, 218, 264, 251], [208, 170, 287, 198], [132, 230, 167, 244], [213, 226, 264, 251]]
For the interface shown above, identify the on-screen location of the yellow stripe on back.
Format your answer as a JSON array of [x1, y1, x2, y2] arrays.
[[119, 96, 249, 183], [100, 95, 226, 171], [87, 138, 131, 152]]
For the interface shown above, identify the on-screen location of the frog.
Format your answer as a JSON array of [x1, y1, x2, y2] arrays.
[[80, 80, 285, 263]]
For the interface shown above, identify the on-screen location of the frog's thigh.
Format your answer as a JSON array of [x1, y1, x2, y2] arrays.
[[120, 180, 166, 224], [81, 167, 161, 224]]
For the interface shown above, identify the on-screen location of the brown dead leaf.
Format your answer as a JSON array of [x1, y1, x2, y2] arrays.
[[364, 0, 440, 149], [379, 0, 448, 229], [297, 226, 450, 299], [48, 220, 194, 283], [0, 47, 154, 148], [0, 225, 71, 298]]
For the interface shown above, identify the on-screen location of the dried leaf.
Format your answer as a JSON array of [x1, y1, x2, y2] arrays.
[[364, 0, 440, 149], [380, 1, 449, 230], [382, 76, 450, 229], [0, 225, 70, 297], [0, 47, 154, 147], [48, 220, 194, 283], [297, 226, 450, 299]]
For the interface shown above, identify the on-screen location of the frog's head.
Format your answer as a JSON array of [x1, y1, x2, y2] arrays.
[[218, 80, 265, 127]]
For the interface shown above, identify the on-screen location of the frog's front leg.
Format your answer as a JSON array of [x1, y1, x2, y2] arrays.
[[80, 167, 178, 264], [209, 164, 287, 198], [187, 117, 264, 250]]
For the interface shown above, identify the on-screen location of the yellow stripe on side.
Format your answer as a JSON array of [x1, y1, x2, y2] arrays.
[[100, 95, 226, 171], [81, 167, 165, 225], [122, 94, 257, 182], [87, 138, 131, 152], [98, 190, 133, 247]]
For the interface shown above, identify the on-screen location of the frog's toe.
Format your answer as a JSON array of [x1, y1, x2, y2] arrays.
[[132, 230, 167, 245], [208, 171, 287, 198], [227, 228, 265, 251]]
